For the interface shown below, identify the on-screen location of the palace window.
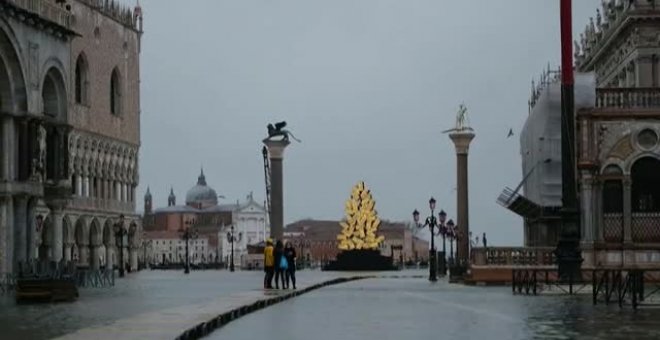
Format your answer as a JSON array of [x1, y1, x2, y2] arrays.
[[75, 54, 89, 105], [110, 68, 121, 115]]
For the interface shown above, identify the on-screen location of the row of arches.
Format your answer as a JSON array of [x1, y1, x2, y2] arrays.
[[601, 156, 660, 243], [68, 132, 138, 203], [38, 213, 140, 269], [74, 53, 122, 115]]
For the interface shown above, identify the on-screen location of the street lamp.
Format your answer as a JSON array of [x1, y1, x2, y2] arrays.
[[413, 197, 443, 282], [446, 219, 456, 263], [113, 214, 126, 278], [226, 225, 242, 272], [179, 219, 198, 274]]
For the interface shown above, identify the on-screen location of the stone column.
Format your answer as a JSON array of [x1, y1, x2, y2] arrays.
[[4, 195, 14, 273], [623, 176, 632, 243], [1, 117, 14, 180], [76, 175, 82, 196], [50, 209, 64, 262], [594, 180, 604, 243], [13, 196, 27, 268], [0, 197, 9, 274], [90, 245, 100, 269], [580, 175, 594, 244], [27, 200, 37, 260], [106, 245, 114, 271], [78, 241, 89, 267], [63, 242, 73, 261], [449, 130, 475, 266], [262, 138, 290, 241]]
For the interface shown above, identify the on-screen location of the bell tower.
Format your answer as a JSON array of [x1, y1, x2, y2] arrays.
[[144, 186, 152, 214]]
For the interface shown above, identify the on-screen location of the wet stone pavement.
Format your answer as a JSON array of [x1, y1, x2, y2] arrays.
[[0, 270, 334, 340], [214, 277, 660, 340]]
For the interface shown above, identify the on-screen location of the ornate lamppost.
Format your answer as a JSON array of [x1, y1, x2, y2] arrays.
[[179, 219, 198, 274], [413, 197, 443, 282], [446, 219, 456, 265], [113, 214, 126, 278], [226, 224, 242, 272], [437, 209, 448, 274]]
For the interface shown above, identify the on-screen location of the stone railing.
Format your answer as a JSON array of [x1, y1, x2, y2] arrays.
[[8, 0, 72, 29], [472, 247, 556, 266], [596, 88, 660, 109]]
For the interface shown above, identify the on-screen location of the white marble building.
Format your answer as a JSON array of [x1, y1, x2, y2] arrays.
[[219, 193, 268, 268], [147, 231, 210, 265]]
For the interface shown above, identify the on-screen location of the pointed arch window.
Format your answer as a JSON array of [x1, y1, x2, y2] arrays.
[[75, 54, 89, 105], [110, 68, 121, 115]]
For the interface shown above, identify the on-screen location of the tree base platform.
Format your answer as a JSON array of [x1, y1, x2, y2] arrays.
[[322, 250, 397, 271]]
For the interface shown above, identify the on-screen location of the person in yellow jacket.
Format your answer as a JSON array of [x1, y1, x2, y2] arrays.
[[263, 239, 275, 289]]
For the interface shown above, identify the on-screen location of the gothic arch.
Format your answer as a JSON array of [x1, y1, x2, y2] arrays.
[[41, 64, 67, 119], [0, 19, 27, 114], [74, 52, 89, 105]]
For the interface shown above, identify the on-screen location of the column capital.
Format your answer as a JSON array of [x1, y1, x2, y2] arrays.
[[263, 138, 290, 159], [448, 131, 475, 155]]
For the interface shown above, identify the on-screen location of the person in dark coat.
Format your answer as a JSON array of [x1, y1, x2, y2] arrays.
[[284, 242, 297, 289], [273, 240, 286, 289]]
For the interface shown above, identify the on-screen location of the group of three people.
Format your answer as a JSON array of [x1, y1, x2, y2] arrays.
[[263, 239, 297, 289]]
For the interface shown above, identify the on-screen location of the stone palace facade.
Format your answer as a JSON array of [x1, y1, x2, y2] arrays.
[[0, 0, 143, 274]]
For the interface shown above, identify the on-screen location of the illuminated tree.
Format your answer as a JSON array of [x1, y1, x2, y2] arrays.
[[337, 181, 385, 250]]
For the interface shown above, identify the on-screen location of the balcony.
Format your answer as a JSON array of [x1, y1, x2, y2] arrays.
[[595, 88, 660, 110], [7, 0, 72, 30]]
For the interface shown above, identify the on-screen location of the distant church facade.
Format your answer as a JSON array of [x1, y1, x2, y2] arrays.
[[142, 170, 269, 268]]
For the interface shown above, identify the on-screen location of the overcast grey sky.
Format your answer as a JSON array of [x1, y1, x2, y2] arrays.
[[130, 0, 600, 246]]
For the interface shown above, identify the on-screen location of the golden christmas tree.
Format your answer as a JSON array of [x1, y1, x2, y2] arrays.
[[337, 181, 385, 250]]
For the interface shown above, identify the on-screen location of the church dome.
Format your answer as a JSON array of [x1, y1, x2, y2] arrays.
[[185, 169, 218, 208]]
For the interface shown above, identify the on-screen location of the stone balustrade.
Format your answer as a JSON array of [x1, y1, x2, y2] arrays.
[[472, 247, 556, 266], [596, 88, 660, 109], [8, 0, 72, 29]]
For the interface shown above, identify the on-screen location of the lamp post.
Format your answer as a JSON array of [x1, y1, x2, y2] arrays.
[[438, 210, 447, 272], [113, 214, 126, 278], [179, 219, 198, 274], [227, 225, 242, 272], [413, 197, 442, 282], [446, 219, 456, 264]]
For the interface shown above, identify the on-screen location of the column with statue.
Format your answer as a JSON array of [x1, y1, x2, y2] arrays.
[[444, 104, 475, 278]]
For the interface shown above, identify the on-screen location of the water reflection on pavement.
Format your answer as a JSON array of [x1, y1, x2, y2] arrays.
[[0, 270, 290, 340], [215, 278, 660, 340]]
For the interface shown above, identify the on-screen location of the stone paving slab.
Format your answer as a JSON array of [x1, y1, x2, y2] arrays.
[[53, 272, 378, 340]]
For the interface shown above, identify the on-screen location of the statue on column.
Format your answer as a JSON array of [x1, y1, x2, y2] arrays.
[[266, 121, 301, 142], [443, 103, 474, 133]]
